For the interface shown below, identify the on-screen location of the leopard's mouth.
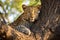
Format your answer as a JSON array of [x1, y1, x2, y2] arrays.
[[30, 18, 35, 22]]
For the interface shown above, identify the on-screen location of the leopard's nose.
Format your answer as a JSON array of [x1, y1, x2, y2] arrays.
[[30, 18, 35, 22]]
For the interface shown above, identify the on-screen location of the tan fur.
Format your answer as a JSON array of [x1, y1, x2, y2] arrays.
[[22, 5, 41, 22], [13, 5, 41, 24], [10, 5, 41, 35]]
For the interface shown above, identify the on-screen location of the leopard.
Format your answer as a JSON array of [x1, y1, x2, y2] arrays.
[[9, 5, 41, 35]]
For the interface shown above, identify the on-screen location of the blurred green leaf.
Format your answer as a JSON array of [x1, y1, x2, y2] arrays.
[[29, 0, 41, 6]]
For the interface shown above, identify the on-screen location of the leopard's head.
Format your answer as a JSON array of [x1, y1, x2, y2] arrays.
[[22, 5, 41, 22]]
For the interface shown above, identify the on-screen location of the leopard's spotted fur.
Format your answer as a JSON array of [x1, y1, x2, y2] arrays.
[[10, 5, 41, 35]]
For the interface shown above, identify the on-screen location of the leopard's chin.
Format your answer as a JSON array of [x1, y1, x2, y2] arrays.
[[30, 19, 35, 22]]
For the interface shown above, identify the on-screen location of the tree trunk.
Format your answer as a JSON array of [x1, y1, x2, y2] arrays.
[[31, 0, 60, 40]]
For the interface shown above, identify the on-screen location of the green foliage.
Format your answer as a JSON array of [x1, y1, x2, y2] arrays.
[[0, 0, 41, 23], [29, 0, 41, 6], [0, 0, 41, 13], [11, 0, 25, 12], [10, 0, 41, 12]]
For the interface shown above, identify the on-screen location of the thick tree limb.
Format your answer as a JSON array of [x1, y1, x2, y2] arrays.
[[0, 24, 35, 40]]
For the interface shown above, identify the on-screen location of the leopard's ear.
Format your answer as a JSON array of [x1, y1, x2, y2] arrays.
[[22, 5, 27, 10]]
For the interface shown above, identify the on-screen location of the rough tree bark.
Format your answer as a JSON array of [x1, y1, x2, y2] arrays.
[[31, 0, 60, 40], [0, 21, 36, 40]]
